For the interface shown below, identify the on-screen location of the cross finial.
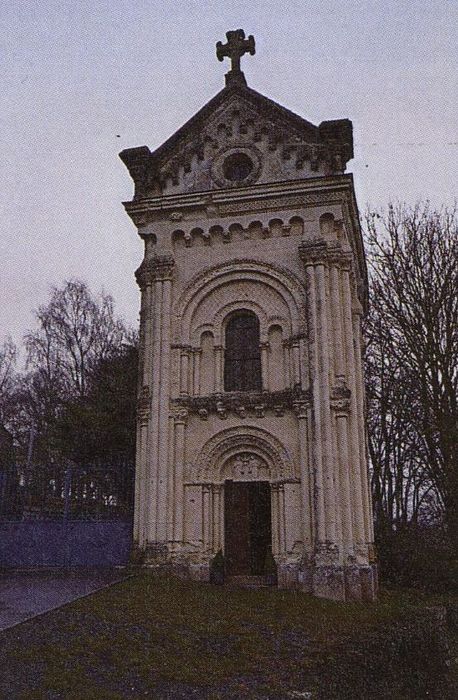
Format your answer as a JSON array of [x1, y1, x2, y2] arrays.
[[216, 29, 255, 82]]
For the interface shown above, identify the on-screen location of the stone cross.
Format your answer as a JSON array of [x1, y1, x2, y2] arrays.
[[216, 29, 255, 74]]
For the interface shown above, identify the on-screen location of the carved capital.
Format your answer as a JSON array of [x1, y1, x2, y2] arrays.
[[173, 407, 189, 425], [326, 242, 353, 269], [331, 382, 351, 414], [135, 254, 175, 288], [293, 400, 309, 419], [331, 398, 351, 414], [298, 238, 328, 265], [137, 385, 151, 422]]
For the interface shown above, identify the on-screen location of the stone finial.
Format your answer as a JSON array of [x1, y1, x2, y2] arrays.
[[216, 29, 255, 85]]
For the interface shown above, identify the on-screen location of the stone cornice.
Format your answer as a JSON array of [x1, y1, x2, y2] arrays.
[[123, 174, 354, 219], [135, 254, 175, 288]]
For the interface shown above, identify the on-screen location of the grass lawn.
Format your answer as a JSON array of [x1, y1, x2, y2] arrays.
[[0, 572, 456, 699]]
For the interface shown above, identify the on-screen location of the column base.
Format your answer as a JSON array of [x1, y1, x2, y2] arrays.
[[129, 544, 378, 601], [297, 562, 378, 602]]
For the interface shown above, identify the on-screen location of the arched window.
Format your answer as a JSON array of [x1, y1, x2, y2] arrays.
[[224, 311, 262, 391]]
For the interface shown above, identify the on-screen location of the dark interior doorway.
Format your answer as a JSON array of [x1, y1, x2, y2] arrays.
[[224, 480, 272, 576]]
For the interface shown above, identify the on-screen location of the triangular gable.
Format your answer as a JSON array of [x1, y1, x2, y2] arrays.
[[120, 80, 354, 198]]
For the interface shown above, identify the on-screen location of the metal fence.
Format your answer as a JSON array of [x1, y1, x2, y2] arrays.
[[0, 458, 134, 522], [0, 458, 134, 567]]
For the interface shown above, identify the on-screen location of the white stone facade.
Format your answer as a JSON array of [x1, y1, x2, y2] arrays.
[[121, 67, 377, 601]]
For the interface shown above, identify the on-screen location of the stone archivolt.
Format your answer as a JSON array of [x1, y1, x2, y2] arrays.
[[187, 425, 296, 484], [173, 258, 306, 346]]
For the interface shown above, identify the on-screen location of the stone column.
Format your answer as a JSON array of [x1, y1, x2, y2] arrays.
[[340, 260, 366, 558], [260, 341, 270, 391], [157, 266, 174, 542], [202, 484, 212, 554], [133, 267, 154, 548], [333, 398, 354, 557], [134, 254, 175, 558], [302, 259, 325, 545], [294, 400, 313, 552], [212, 484, 223, 551], [271, 483, 280, 556], [172, 408, 188, 548], [282, 340, 293, 389], [353, 305, 374, 551], [179, 349, 190, 396], [214, 345, 224, 393], [193, 348, 202, 396], [292, 340, 301, 388], [299, 239, 337, 550]]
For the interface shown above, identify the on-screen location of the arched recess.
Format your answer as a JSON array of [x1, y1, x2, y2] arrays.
[[186, 425, 296, 484], [319, 213, 336, 239], [200, 330, 215, 395], [173, 259, 306, 346], [268, 324, 286, 391]]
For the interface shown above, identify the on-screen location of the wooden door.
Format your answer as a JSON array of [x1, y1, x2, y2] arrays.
[[224, 481, 272, 576]]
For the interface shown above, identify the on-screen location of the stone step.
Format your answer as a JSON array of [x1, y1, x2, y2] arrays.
[[225, 574, 277, 589]]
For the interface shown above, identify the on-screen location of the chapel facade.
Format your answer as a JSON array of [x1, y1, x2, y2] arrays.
[[120, 30, 377, 601]]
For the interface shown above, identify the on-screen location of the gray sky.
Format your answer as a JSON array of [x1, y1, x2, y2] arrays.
[[1, 0, 457, 350]]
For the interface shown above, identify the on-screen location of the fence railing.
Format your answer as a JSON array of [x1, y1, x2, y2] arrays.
[[0, 459, 134, 522]]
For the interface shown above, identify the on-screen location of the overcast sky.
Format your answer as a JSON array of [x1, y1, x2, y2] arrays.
[[1, 0, 457, 351]]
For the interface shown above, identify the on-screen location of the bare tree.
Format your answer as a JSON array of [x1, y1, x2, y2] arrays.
[[25, 280, 126, 399], [365, 203, 458, 549], [0, 337, 18, 427]]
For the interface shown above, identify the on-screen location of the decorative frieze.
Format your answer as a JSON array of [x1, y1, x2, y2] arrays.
[[172, 387, 311, 420]]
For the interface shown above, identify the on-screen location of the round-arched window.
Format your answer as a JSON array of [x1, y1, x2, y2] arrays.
[[224, 311, 262, 391]]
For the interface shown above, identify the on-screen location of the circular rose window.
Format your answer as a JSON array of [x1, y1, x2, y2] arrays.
[[223, 152, 254, 182], [211, 144, 262, 188]]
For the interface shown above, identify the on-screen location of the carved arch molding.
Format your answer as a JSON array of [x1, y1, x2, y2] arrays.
[[173, 259, 306, 345], [186, 425, 297, 484]]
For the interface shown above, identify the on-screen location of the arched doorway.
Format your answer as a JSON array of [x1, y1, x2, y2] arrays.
[[221, 452, 273, 578]]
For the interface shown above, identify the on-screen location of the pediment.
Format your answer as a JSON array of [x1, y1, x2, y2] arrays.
[[120, 82, 354, 198]]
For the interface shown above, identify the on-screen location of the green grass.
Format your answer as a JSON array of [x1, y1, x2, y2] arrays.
[[1, 573, 456, 699]]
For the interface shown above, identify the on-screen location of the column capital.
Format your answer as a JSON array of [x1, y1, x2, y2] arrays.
[[293, 400, 310, 419], [331, 382, 351, 414], [298, 238, 327, 265], [299, 239, 353, 269], [137, 385, 151, 423], [173, 407, 189, 425], [135, 254, 175, 288], [327, 242, 353, 269]]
